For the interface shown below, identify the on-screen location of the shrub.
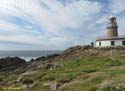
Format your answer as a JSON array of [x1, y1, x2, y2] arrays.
[[43, 76, 55, 81], [83, 69, 97, 73], [90, 87, 97, 91], [0, 78, 3, 82], [22, 78, 34, 85]]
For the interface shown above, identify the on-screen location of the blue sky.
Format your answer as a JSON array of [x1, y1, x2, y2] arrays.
[[0, 0, 125, 50]]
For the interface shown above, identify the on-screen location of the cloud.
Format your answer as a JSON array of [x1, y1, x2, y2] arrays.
[[0, 0, 124, 50], [108, 0, 125, 14]]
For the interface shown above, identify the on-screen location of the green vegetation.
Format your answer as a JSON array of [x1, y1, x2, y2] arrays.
[[0, 56, 125, 91]]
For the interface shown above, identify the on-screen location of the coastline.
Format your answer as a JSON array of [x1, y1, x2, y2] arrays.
[[0, 50, 62, 61]]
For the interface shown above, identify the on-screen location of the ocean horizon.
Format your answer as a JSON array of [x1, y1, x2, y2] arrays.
[[0, 50, 62, 61]]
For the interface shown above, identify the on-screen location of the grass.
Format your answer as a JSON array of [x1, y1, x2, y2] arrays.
[[0, 56, 125, 91], [107, 70, 125, 75]]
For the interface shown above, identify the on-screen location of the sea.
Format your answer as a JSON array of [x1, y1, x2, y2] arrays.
[[0, 50, 62, 61]]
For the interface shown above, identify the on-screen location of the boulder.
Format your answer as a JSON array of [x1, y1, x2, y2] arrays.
[[50, 83, 60, 91], [43, 82, 61, 91], [46, 54, 60, 60], [0, 57, 27, 73]]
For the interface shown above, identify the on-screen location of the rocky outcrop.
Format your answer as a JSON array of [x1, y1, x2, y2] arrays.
[[27, 45, 125, 71], [27, 54, 61, 71], [1, 45, 125, 73], [0, 57, 27, 74], [56, 45, 96, 61], [31, 54, 60, 62], [55, 46, 125, 61]]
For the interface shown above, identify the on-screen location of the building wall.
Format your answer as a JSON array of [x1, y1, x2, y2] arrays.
[[96, 39, 125, 47]]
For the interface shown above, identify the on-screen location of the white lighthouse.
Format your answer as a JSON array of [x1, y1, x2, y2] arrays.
[[96, 15, 125, 47]]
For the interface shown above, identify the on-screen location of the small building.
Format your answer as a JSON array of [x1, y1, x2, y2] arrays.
[[96, 15, 125, 47]]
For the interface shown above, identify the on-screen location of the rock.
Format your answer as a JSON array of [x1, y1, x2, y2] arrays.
[[43, 63, 63, 70], [46, 54, 60, 60], [22, 78, 34, 85], [30, 54, 60, 63], [0, 57, 27, 74], [16, 75, 24, 82], [45, 64, 54, 69], [21, 84, 28, 89], [27, 54, 60, 71], [57, 45, 93, 61], [43, 83, 53, 86], [98, 76, 125, 91], [43, 82, 61, 91], [50, 83, 60, 91], [35, 56, 46, 61]]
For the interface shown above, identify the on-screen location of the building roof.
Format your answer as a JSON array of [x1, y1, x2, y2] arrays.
[[96, 36, 125, 41]]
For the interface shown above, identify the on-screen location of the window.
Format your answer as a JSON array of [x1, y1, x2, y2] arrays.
[[99, 42, 101, 46], [111, 41, 115, 46], [122, 41, 125, 45]]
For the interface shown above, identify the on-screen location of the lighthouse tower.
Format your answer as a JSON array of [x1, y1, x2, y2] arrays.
[[107, 15, 118, 37]]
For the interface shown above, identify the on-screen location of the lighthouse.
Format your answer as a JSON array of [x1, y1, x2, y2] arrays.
[[96, 15, 125, 47], [107, 15, 118, 37]]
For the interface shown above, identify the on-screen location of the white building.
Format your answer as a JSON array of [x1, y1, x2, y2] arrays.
[[96, 37, 125, 47], [96, 15, 125, 47]]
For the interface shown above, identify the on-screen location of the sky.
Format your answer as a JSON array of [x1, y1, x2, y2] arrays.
[[0, 0, 125, 50]]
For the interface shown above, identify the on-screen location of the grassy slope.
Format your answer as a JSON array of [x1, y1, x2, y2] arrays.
[[0, 56, 125, 91]]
